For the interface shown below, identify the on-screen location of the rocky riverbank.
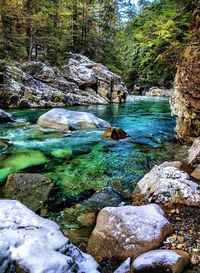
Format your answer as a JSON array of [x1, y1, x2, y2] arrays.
[[0, 107, 199, 273], [0, 54, 127, 109]]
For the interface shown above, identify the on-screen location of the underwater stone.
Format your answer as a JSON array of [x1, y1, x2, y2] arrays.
[[51, 148, 73, 158], [0, 150, 47, 181], [4, 173, 54, 211]]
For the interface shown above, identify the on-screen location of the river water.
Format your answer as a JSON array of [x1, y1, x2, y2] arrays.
[[0, 96, 182, 201]]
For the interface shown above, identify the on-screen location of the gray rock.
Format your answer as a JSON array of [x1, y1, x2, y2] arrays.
[[0, 200, 99, 273], [0, 109, 13, 122], [62, 54, 127, 103], [63, 187, 123, 229], [84, 187, 123, 209], [132, 162, 200, 208], [62, 57, 96, 87], [132, 250, 190, 273], [88, 204, 173, 260], [0, 54, 127, 109], [3, 173, 54, 211], [37, 108, 110, 130]]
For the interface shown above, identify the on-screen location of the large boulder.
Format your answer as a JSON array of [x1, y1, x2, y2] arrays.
[[62, 55, 96, 87], [132, 162, 200, 208], [132, 250, 190, 273], [62, 54, 127, 103], [3, 173, 54, 211], [37, 108, 110, 130], [0, 109, 13, 122], [0, 200, 99, 273], [88, 204, 173, 260], [0, 55, 127, 109]]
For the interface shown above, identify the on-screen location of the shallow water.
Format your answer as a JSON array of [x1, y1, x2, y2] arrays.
[[0, 97, 182, 198]]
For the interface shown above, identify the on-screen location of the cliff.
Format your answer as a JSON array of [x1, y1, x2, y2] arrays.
[[171, 8, 200, 142]]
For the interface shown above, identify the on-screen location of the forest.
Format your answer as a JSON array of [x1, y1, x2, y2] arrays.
[[0, 0, 200, 272], [0, 0, 199, 89]]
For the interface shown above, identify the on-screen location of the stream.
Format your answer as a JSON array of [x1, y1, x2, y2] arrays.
[[0, 96, 185, 237], [0, 96, 183, 195]]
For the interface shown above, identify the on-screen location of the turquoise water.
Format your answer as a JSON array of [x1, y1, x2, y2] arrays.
[[0, 97, 181, 198]]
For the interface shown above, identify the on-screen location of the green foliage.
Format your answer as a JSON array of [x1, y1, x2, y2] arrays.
[[110, 0, 197, 89], [0, 0, 119, 64], [0, 0, 198, 89]]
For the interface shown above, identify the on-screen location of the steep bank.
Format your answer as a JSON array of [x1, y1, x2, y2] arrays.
[[0, 54, 127, 109], [171, 9, 200, 142]]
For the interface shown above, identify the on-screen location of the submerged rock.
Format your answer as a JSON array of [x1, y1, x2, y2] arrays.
[[84, 187, 123, 209], [103, 127, 129, 140], [132, 250, 190, 273], [0, 200, 99, 273], [37, 108, 110, 130], [0, 109, 13, 122], [3, 173, 54, 211], [51, 148, 73, 158], [63, 187, 123, 228], [132, 162, 200, 208], [88, 204, 173, 260], [0, 150, 47, 181], [145, 87, 173, 97], [0, 138, 12, 146]]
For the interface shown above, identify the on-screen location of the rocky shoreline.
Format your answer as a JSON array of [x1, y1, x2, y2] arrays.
[[0, 107, 199, 273], [0, 54, 127, 109]]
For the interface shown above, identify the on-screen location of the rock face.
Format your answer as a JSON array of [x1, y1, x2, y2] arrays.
[[3, 173, 54, 211], [0, 109, 13, 122], [132, 162, 200, 208], [0, 200, 99, 273], [132, 250, 190, 273], [0, 55, 127, 109], [37, 108, 110, 130], [170, 11, 200, 141], [145, 87, 172, 97], [88, 204, 173, 260]]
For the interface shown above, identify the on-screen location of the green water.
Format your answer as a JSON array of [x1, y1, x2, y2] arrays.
[[0, 97, 182, 198]]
